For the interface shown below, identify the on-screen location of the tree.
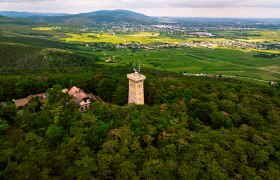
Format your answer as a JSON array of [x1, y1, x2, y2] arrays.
[[97, 78, 117, 102], [0, 87, 4, 101], [205, 160, 229, 180], [267, 110, 280, 125], [15, 80, 31, 98], [116, 161, 137, 180], [46, 84, 69, 105], [73, 155, 97, 179], [113, 85, 127, 105], [0, 119, 9, 134], [194, 102, 217, 124], [25, 97, 41, 113], [0, 104, 16, 125], [210, 111, 233, 129], [45, 124, 65, 146]]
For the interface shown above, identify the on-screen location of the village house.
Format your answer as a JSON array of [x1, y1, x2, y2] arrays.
[[14, 86, 102, 111], [63, 86, 102, 111], [14, 93, 47, 110]]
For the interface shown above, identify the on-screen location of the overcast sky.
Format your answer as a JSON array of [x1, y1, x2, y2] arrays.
[[0, 0, 279, 18]]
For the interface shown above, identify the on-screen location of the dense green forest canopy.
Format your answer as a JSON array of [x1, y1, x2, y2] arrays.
[[0, 43, 99, 71], [1, 69, 280, 179]]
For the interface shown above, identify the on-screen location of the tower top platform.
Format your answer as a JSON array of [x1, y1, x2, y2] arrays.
[[127, 73, 146, 82]]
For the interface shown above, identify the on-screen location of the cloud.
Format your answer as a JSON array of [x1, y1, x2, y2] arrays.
[[0, 0, 279, 18], [126, 0, 280, 8], [1, 0, 280, 8]]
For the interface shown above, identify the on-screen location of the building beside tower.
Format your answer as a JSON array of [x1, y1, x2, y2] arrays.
[[14, 86, 102, 111], [127, 71, 146, 105]]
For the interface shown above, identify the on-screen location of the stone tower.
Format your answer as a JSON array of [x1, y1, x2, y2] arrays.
[[127, 71, 146, 105]]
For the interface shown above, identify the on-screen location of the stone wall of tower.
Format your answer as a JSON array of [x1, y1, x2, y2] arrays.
[[127, 73, 146, 105]]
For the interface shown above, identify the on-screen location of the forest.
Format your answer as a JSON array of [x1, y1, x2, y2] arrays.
[[0, 12, 280, 179], [1, 68, 280, 179], [0, 43, 99, 71]]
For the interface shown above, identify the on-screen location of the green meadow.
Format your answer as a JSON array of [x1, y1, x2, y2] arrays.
[[93, 47, 280, 81]]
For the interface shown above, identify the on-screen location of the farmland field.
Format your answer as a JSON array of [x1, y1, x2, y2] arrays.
[[60, 32, 186, 44], [93, 47, 280, 81], [211, 30, 280, 43], [59, 32, 237, 44], [34, 26, 280, 44]]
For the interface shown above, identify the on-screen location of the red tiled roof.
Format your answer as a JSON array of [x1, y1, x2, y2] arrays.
[[68, 86, 79, 96], [15, 98, 30, 108], [67, 86, 90, 104], [73, 92, 89, 104], [14, 93, 47, 108]]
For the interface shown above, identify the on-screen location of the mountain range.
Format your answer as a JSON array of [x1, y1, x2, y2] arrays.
[[0, 11, 69, 18], [0, 10, 158, 25], [0, 14, 36, 25], [2, 10, 277, 27]]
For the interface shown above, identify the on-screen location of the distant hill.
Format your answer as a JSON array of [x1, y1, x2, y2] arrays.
[[0, 15, 36, 25], [78, 10, 156, 23], [24, 10, 158, 26], [0, 11, 69, 18], [0, 15, 16, 22]]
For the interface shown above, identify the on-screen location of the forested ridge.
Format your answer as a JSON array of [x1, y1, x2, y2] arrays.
[[1, 71, 280, 179], [0, 43, 98, 70]]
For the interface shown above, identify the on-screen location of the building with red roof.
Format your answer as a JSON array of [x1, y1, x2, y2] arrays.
[[63, 86, 101, 111], [14, 93, 47, 110], [14, 86, 101, 111]]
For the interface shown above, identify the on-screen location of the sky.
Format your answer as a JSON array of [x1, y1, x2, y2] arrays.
[[0, 0, 280, 18]]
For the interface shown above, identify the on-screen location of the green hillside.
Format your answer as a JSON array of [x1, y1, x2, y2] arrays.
[[0, 43, 98, 70], [0, 15, 35, 25], [0, 72, 280, 179], [27, 10, 157, 26]]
